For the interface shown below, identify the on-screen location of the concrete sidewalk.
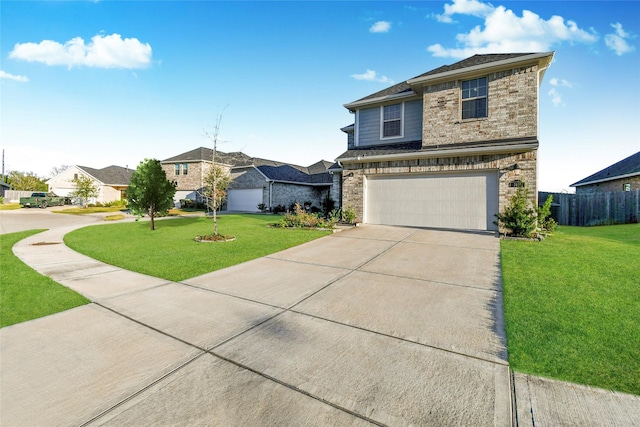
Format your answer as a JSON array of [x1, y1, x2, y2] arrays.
[[1, 217, 638, 426]]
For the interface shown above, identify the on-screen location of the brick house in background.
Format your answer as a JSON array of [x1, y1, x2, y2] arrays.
[[334, 52, 555, 231], [570, 151, 640, 194], [161, 147, 334, 211]]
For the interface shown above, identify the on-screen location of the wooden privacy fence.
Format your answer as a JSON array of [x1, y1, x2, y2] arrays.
[[539, 190, 640, 226]]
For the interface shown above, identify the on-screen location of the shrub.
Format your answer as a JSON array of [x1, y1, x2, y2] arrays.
[[257, 203, 266, 212], [272, 204, 287, 214], [342, 205, 356, 224], [537, 195, 557, 233], [322, 194, 335, 217], [495, 185, 537, 237], [278, 203, 335, 229]]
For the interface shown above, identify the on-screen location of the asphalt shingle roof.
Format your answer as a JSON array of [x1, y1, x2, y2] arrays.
[[571, 151, 640, 187], [77, 165, 134, 185], [163, 147, 332, 185], [349, 53, 537, 105]]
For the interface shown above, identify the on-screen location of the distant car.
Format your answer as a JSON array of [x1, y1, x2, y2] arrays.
[[19, 192, 66, 208]]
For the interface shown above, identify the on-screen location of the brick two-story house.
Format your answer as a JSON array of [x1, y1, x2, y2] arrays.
[[161, 147, 334, 211], [335, 52, 555, 231]]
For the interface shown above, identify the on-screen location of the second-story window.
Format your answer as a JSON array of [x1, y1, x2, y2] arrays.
[[462, 77, 487, 119], [175, 164, 180, 176], [382, 103, 403, 138], [182, 163, 188, 175]]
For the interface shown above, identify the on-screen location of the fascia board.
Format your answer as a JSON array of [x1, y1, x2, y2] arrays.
[[344, 92, 420, 111], [339, 142, 538, 164], [232, 165, 270, 181], [407, 52, 555, 86], [271, 180, 331, 186], [571, 171, 640, 187], [75, 166, 105, 185]]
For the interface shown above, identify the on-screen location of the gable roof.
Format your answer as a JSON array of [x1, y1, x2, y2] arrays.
[[571, 151, 640, 187], [345, 52, 554, 110], [164, 147, 332, 185], [77, 165, 134, 185]]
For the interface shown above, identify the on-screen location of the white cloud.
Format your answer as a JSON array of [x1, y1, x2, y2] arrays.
[[605, 22, 635, 56], [9, 33, 152, 69], [548, 88, 563, 107], [549, 77, 572, 88], [429, 1, 598, 58], [370, 21, 391, 33], [436, 0, 494, 23], [0, 70, 29, 82], [350, 69, 393, 84]]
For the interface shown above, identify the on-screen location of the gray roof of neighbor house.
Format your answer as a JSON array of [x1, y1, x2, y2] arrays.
[[163, 147, 333, 185], [345, 52, 552, 109], [571, 151, 640, 187], [77, 165, 134, 185]]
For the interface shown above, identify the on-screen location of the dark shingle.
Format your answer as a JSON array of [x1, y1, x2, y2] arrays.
[[349, 53, 537, 105], [77, 165, 134, 185], [571, 151, 640, 187]]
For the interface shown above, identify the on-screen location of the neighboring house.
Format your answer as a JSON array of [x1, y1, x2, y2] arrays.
[[570, 151, 640, 194], [47, 165, 134, 205], [161, 147, 334, 211], [335, 52, 555, 231], [0, 181, 10, 198]]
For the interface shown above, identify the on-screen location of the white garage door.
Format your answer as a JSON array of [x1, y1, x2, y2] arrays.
[[365, 171, 498, 231], [226, 188, 263, 212]]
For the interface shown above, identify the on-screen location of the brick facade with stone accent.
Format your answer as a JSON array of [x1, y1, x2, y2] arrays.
[[337, 53, 554, 230], [422, 66, 538, 147], [341, 151, 536, 223]]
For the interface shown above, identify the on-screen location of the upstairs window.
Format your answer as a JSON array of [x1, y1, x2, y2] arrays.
[[175, 164, 180, 176], [182, 163, 188, 175], [382, 103, 403, 138], [462, 77, 487, 119]]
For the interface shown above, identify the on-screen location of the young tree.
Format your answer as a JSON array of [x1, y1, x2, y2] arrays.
[[205, 111, 226, 236], [203, 165, 232, 214], [127, 159, 177, 231], [7, 171, 47, 191], [70, 174, 99, 207]]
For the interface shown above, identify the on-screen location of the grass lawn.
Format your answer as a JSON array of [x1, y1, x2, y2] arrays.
[[1, 230, 90, 328], [64, 214, 332, 282], [501, 224, 640, 395]]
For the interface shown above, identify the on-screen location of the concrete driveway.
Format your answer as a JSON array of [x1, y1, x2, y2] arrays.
[[1, 222, 512, 426]]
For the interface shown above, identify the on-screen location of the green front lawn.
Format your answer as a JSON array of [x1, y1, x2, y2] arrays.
[[64, 214, 331, 282], [501, 224, 640, 395], [1, 230, 90, 328]]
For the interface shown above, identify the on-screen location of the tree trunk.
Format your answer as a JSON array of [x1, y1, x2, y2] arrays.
[[149, 207, 155, 230]]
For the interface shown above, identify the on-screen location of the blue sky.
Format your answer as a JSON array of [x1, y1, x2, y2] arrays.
[[1, 0, 638, 192]]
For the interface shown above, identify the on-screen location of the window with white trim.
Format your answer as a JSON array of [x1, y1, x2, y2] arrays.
[[381, 103, 403, 138], [175, 164, 180, 176], [461, 77, 487, 119], [182, 163, 188, 175]]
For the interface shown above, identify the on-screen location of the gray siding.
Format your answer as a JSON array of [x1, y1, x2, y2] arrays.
[[356, 100, 422, 147]]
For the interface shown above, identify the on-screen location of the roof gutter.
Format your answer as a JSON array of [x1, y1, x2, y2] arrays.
[[338, 142, 538, 164], [406, 52, 555, 86], [571, 171, 640, 187], [344, 91, 419, 111]]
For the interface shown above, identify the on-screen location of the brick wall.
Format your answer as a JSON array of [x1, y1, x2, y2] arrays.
[[270, 183, 330, 210], [342, 150, 537, 223], [422, 65, 538, 146], [575, 176, 640, 194], [161, 161, 231, 201]]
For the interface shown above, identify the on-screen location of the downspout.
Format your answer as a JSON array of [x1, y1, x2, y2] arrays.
[[536, 56, 553, 206]]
